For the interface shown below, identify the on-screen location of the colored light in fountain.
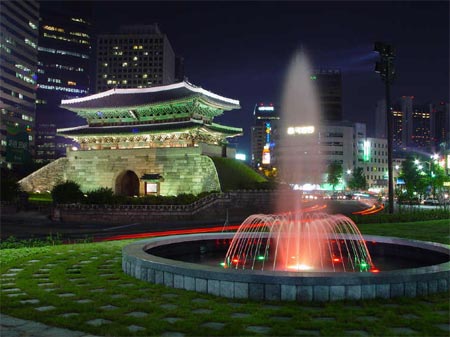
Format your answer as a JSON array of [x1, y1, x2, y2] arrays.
[[332, 257, 342, 263], [288, 264, 313, 271], [257, 255, 266, 261], [370, 268, 380, 273]]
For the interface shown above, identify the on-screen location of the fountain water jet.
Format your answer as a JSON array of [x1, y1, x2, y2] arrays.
[[225, 212, 374, 272]]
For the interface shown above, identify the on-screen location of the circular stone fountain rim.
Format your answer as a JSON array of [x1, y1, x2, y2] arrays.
[[123, 232, 450, 279]]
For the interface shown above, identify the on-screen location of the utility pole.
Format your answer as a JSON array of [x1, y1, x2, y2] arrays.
[[374, 42, 396, 213]]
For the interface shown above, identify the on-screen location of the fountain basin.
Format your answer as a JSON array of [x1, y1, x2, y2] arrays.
[[122, 233, 450, 301]]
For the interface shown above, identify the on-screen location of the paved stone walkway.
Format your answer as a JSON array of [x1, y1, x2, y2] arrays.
[[0, 313, 99, 337]]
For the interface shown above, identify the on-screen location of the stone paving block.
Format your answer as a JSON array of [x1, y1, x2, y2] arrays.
[[9, 268, 23, 272], [160, 303, 178, 310], [155, 270, 164, 284], [161, 332, 185, 337], [313, 317, 336, 322], [390, 327, 418, 334], [119, 283, 134, 288], [27, 260, 41, 263], [110, 294, 126, 299], [246, 325, 271, 334], [297, 286, 312, 301], [261, 304, 281, 310], [2, 288, 21, 293], [44, 288, 56, 292], [20, 299, 40, 304], [86, 318, 112, 326], [7, 292, 27, 297], [361, 284, 375, 299], [174, 274, 184, 289], [346, 285, 361, 300], [207, 279, 220, 296], [35, 305, 56, 312], [192, 308, 213, 314], [314, 285, 329, 302], [90, 288, 105, 293], [404, 282, 416, 297], [100, 304, 118, 310], [271, 315, 291, 321], [330, 285, 345, 301], [58, 293, 76, 297], [345, 330, 370, 336], [281, 284, 296, 301], [191, 298, 209, 304], [164, 317, 182, 323], [220, 281, 234, 298], [234, 282, 248, 299], [231, 312, 251, 318], [401, 313, 419, 319], [375, 284, 390, 299], [126, 311, 148, 318], [201, 322, 225, 330], [417, 281, 428, 296], [195, 278, 207, 293], [2, 273, 17, 277], [38, 282, 54, 287], [357, 315, 379, 321], [59, 313, 79, 318], [128, 325, 146, 332], [76, 299, 93, 304], [435, 324, 450, 332], [294, 329, 320, 336]]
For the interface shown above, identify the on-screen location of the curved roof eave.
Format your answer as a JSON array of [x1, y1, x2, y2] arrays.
[[60, 81, 240, 111]]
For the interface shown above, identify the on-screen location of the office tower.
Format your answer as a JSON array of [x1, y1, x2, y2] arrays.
[[96, 24, 175, 92], [35, 2, 92, 162], [0, 0, 39, 169], [311, 69, 343, 121], [250, 103, 279, 169]]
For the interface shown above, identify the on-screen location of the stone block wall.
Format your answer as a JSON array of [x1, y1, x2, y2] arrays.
[[20, 147, 221, 196], [19, 158, 69, 192]]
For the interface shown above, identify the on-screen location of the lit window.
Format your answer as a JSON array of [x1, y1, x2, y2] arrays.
[[122, 62, 128, 67], [67, 81, 77, 86]]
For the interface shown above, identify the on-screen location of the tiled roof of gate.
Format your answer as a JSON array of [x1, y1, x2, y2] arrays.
[[60, 81, 240, 111]]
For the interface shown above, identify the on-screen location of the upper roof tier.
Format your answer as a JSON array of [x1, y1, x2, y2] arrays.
[[60, 81, 240, 125]]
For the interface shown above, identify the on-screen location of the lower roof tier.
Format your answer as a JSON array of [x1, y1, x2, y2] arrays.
[[57, 119, 243, 146]]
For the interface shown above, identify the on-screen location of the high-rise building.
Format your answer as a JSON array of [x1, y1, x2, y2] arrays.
[[375, 96, 441, 152], [35, 3, 92, 162], [96, 24, 175, 93], [250, 103, 279, 169], [311, 69, 342, 121], [430, 101, 450, 151], [0, 0, 39, 169]]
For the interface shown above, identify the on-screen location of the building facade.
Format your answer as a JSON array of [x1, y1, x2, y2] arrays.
[[96, 24, 175, 93], [36, 1, 92, 131], [312, 69, 342, 122], [0, 0, 39, 169]]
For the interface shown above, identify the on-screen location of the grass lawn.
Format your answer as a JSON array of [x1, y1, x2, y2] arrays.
[[0, 219, 449, 336]]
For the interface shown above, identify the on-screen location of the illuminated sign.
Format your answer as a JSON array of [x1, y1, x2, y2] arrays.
[[258, 106, 274, 112], [287, 126, 315, 135], [265, 122, 271, 143], [235, 153, 246, 161], [262, 145, 271, 165], [447, 154, 450, 169], [363, 140, 371, 162]]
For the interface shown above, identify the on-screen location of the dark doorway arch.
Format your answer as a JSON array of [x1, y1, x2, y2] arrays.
[[115, 170, 140, 196]]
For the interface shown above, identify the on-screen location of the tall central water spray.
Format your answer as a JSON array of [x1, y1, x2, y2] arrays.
[[224, 50, 375, 273], [276, 49, 324, 192]]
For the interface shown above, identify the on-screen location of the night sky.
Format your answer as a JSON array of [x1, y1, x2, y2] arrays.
[[78, 1, 448, 156]]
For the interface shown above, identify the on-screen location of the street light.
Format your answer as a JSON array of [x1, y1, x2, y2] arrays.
[[374, 42, 396, 213]]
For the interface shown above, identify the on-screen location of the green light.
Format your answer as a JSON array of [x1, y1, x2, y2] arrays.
[[257, 256, 265, 261], [310, 75, 317, 80], [220, 262, 225, 267]]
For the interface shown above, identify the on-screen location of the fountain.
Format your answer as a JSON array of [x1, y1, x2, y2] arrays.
[[122, 50, 450, 301], [224, 212, 375, 273]]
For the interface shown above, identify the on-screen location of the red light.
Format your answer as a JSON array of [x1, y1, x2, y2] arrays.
[[232, 258, 240, 264], [332, 257, 341, 263], [370, 268, 380, 273]]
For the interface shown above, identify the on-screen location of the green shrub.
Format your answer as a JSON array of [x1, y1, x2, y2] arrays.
[[1, 169, 22, 202], [51, 181, 84, 204], [350, 209, 449, 224], [85, 187, 115, 204]]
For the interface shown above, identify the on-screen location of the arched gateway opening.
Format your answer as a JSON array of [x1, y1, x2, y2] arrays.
[[115, 170, 140, 196]]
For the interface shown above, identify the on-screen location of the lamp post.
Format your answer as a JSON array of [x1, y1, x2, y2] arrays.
[[374, 42, 396, 213], [415, 155, 440, 197]]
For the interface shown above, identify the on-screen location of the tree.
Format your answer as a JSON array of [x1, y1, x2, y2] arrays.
[[398, 156, 428, 201], [327, 161, 343, 191], [1, 168, 22, 202], [348, 167, 367, 191], [51, 181, 84, 204]]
